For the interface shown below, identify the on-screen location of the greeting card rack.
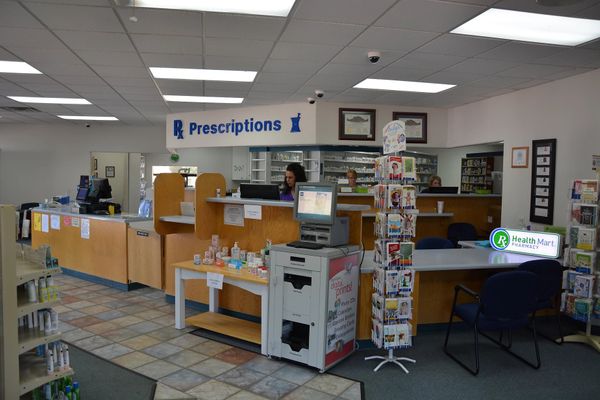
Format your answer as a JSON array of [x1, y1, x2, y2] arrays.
[[366, 151, 418, 373], [562, 169, 600, 352]]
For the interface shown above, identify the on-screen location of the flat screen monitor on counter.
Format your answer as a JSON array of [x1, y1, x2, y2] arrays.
[[87, 178, 112, 202], [294, 183, 337, 225], [423, 186, 459, 194], [240, 183, 280, 200]]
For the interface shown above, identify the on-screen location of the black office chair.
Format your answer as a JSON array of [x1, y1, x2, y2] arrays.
[[447, 222, 478, 247], [518, 259, 564, 344], [444, 270, 541, 375], [415, 237, 454, 249]]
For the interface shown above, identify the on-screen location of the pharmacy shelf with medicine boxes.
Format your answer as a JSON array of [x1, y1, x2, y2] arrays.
[[1, 205, 74, 399], [460, 156, 494, 194], [251, 150, 321, 184], [322, 151, 380, 185]]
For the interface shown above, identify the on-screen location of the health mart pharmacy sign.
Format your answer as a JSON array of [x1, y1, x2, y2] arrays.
[[166, 103, 317, 148], [490, 228, 561, 258]]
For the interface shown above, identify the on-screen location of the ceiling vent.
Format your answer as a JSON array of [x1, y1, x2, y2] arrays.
[[0, 106, 41, 112]]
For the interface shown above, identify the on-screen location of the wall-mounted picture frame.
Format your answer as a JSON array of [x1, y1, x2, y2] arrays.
[[511, 146, 529, 168], [530, 139, 557, 225], [105, 165, 115, 178], [339, 108, 376, 141], [392, 112, 427, 143]]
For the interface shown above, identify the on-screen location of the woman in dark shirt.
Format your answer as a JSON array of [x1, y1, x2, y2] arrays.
[[421, 175, 442, 193], [280, 163, 307, 201]]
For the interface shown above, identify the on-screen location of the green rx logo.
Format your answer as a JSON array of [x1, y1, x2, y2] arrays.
[[490, 228, 510, 250]]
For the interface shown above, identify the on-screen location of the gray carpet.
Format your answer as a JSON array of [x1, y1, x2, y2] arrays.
[[69, 344, 156, 400], [330, 320, 600, 400]]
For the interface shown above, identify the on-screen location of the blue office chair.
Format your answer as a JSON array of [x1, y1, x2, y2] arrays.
[[415, 237, 454, 250], [518, 259, 564, 344], [447, 222, 478, 247], [444, 270, 541, 375]]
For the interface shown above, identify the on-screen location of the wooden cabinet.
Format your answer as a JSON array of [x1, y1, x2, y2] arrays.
[[127, 225, 163, 289]]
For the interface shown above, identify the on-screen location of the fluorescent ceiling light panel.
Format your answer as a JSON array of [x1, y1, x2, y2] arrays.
[[0, 61, 42, 74], [164, 95, 244, 104], [57, 115, 118, 121], [451, 8, 600, 46], [354, 79, 455, 93], [8, 96, 91, 105], [132, 0, 296, 17], [150, 67, 257, 82]]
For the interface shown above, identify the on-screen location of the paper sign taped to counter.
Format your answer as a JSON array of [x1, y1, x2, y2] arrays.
[[244, 204, 262, 220], [33, 213, 41, 231], [50, 215, 60, 230], [206, 272, 224, 290], [72, 217, 80, 228], [224, 204, 244, 226], [63, 216, 72, 226], [41, 214, 49, 233], [81, 218, 90, 239]]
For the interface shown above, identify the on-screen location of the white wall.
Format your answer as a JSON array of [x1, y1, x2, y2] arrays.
[[447, 68, 600, 229], [0, 124, 165, 206], [316, 102, 448, 148]]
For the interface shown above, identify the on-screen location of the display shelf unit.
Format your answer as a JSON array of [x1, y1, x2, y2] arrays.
[[322, 150, 380, 185], [561, 177, 600, 351], [461, 157, 493, 194], [1, 205, 74, 399]]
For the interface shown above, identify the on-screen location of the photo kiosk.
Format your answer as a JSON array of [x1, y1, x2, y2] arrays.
[[290, 183, 349, 248]]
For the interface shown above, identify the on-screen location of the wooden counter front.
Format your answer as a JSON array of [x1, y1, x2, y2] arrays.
[[32, 212, 129, 284]]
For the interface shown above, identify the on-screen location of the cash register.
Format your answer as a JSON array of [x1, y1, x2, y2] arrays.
[[77, 176, 121, 215]]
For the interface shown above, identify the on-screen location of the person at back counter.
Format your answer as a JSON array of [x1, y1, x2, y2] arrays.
[[280, 163, 307, 201], [420, 175, 442, 193], [346, 169, 358, 189]]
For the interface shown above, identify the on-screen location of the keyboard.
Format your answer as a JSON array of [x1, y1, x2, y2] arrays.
[[286, 241, 324, 250]]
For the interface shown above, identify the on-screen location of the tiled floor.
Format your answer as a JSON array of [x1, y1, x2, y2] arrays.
[[55, 275, 361, 400]]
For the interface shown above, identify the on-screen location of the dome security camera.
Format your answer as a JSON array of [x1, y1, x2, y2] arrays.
[[315, 90, 324, 98], [307, 97, 316, 104], [367, 50, 381, 64], [85, 123, 91, 128]]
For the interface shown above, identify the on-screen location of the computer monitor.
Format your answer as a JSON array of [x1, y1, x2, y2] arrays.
[[76, 187, 89, 202], [239, 183, 281, 200], [294, 183, 337, 225], [87, 178, 112, 202], [425, 186, 459, 194]]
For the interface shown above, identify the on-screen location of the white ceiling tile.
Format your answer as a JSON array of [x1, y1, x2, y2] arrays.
[[317, 63, 379, 76], [22, 1, 109, 6], [446, 58, 518, 75], [252, 82, 303, 93], [117, 8, 203, 36], [271, 42, 343, 63], [203, 88, 251, 98], [390, 52, 466, 70], [0, 2, 44, 28], [91, 66, 150, 79], [368, 92, 420, 104], [245, 91, 290, 100], [330, 46, 405, 66], [103, 77, 156, 88], [131, 34, 202, 55], [120, 92, 162, 102], [536, 48, 600, 68], [254, 72, 312, 85], [262, 59, 325, 75], [205, 14, 285, 41], [371, 66, 440, 81], [498, 64, 577, 79], [477, 42, 564, 63], [26, 3, 123, 32], [203, 55, 265, 70], [468, 76, 532, 88], [205, 38, 273, 59], [36, 63, 97, 77], [294, 0, 397, 25], [204, 82, 254, 92], [444, 0, 497, 5], [303, 74, 362, 91], [51, 75, 106, 86], [350, 27, 439, 52], [141, 53, 203, 69], [169, 103, 207, 113], [8, 47, 82, 65], [493, 0, 598, 16], [0, 27, 67, 49], [0, 48, 21, 60], [78, 51, 144, 67], [280, 20, 365, 46], [421, 70, 487, 85], [575, 3, 600, 19], [543, 67, 595, 82], [56, 31, 136, 52], [418, 34, 504, 57], [2, 74, 58, 85], [114, 86, 160, 96], [375, 0, 485, 32], [510, 79, 550, 90], [156, 80, 204, 93]]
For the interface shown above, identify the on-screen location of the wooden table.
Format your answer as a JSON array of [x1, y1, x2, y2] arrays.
[[173, 261, 269, 355]]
